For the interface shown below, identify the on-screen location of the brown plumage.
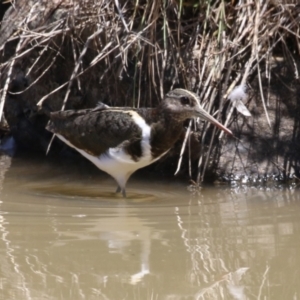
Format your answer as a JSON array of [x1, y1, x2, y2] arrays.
[[47, 89, 232, 197]]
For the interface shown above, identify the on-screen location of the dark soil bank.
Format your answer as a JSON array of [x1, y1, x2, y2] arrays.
[[1, 1, 300, 185]]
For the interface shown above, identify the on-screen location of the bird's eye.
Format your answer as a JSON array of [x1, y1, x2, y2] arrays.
[[180, 96, 190, 106]]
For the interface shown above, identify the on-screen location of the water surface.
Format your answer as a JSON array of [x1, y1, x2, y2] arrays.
[[0, 154, 300, 299]]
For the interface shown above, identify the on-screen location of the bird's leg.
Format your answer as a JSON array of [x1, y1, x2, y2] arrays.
[[115, 173, 131, 198], [115, 185, 127, 198]]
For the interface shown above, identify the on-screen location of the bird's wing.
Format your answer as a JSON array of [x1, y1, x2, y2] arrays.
[[47, 109, 143, 156]]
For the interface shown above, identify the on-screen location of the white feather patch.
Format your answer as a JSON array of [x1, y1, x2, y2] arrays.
[[229, 84, 251, 117]]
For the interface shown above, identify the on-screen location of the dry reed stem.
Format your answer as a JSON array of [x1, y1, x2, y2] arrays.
[[1, 0, 300, 180]]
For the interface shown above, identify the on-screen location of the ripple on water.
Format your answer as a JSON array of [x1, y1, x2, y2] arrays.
[[17, 179, 191, 208]]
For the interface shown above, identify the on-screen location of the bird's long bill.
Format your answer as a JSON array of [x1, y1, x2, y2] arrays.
[[195, 108, 233, 136]]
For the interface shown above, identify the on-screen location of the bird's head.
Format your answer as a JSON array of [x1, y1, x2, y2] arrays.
[[163, 89, 233, 136]]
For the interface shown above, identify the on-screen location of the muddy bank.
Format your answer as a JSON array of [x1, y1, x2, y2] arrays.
[[0, 1, 300, 184]]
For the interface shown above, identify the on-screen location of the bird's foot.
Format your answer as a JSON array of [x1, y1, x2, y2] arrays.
[[116, 186, 126, 198]]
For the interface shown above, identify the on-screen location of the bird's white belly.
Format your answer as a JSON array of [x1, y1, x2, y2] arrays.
[[97, 143, 154, 178], [56, 134, 166, 187]]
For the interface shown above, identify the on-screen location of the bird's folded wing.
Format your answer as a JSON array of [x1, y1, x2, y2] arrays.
[[47, 109, 143, 156]]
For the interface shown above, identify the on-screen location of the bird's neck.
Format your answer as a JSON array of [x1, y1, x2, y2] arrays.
[[138, 108, 183, 158]]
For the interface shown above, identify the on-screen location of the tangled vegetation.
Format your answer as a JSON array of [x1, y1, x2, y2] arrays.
[[0, 0, 300, 182]]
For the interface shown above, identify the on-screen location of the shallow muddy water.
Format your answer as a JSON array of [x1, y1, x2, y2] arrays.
[[0, 154, 300, 299]]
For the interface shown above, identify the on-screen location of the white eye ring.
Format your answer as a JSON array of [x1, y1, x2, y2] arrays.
[[180, 96, 190, 106]]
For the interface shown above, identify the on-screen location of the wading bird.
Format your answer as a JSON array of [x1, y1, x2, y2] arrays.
[[47, 89, 232, 197]]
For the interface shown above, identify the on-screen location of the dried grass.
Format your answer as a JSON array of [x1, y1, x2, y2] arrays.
[[1, 0, 300, 181]]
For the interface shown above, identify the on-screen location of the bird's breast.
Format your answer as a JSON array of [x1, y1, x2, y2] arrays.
[[92, 110, 151, 163]]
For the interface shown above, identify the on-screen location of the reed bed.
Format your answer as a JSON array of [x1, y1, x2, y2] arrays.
[[0, 0, 299, 182]]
